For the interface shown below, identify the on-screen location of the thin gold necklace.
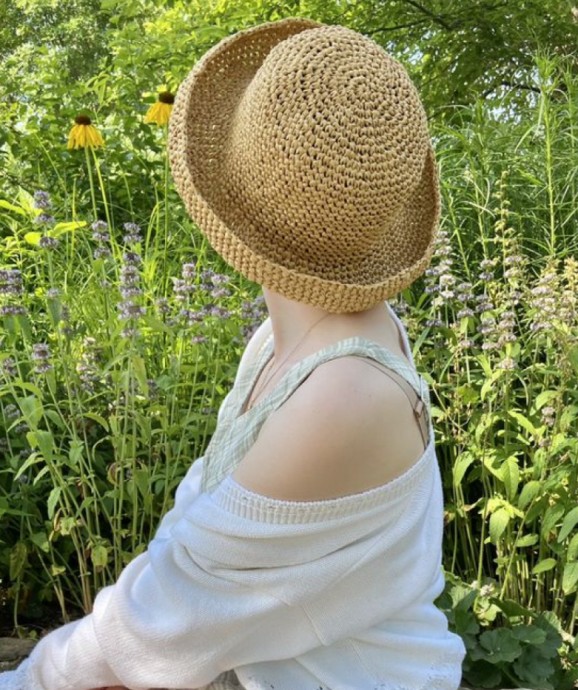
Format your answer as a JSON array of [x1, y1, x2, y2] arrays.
[[245, 313, 331, 411]]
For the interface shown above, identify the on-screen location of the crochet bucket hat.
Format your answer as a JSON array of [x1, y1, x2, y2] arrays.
[[169, 17, 440, 313]]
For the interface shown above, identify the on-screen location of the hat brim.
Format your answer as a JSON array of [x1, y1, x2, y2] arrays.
[[169, 18, 440, 313]]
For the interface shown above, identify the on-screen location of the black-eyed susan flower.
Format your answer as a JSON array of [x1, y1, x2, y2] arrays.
[[144, 91, 174, 126], [67, 115, 104, 150]]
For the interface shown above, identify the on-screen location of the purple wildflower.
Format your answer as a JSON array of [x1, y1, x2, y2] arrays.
[[182, 262, 197, 280], [123, 251, 141, 265], [94, 247, 112, 260], [34, 213, 56, 226], [33, 191, 51, 210], [3, 404, 19, 420], [179, 308, 203, 325], [1, 357, 18, 378], [76, 337, 101, 393], [117, 251, 145, 337], [0, 305, 27, 317], [122, 222, 142, 245], [120, 326, 139, 339], [456, 307, 475, 319], [91, 220, 112, 259], [540, 406, 556, 427], [529, 263, 559, 333], [39, 236, 59, 250], [211, 273, 229, 286], [91, 220, 108, 233], [0, 269, 23, 296], [118, 301, 146, 319], [497, 356, 516, 370], [155, 297, 170, 316], [32, 343, 53, 374]]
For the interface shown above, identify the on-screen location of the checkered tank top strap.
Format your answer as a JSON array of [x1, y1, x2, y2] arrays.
[[200, 328, 432, 493]]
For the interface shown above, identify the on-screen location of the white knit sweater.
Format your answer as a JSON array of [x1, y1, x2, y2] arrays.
[[0, 310, 466, 690]]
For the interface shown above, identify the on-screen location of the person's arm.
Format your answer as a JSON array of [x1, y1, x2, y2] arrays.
[[0, 341, 432, 690]]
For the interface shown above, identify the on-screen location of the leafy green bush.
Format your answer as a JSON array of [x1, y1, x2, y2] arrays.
[[436, 573, 576, 689]]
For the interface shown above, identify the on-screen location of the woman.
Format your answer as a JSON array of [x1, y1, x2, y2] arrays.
[[0, 17, 467, 690]]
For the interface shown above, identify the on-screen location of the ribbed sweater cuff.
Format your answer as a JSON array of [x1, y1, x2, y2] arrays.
[[213, 449, 432, 524]]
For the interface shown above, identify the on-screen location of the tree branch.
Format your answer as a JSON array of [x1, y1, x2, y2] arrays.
[[398, 0, 454, 30], [482, 79, 542, 97], [369, 19, 430, 35]]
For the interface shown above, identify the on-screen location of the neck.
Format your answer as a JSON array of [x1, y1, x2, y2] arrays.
[[262, 287, 394, 362]]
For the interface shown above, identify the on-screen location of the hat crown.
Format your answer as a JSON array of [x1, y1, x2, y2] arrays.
[[224, 25, 430, 273], [169, 18, 439, 312]]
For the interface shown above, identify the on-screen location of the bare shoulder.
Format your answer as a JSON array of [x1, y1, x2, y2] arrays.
[[232, 356, 427, 501]]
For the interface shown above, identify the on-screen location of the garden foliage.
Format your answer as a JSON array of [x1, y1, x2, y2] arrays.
[[0, 1, 577, 688]]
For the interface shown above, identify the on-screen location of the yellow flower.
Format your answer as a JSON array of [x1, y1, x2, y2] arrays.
[[144, 91, 175, 126], [67, 115, 105, 150]]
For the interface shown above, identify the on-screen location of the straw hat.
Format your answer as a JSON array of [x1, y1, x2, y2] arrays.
[[169, 17, 440, 313]]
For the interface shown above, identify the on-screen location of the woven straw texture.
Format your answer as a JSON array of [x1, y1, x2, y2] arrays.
[[169, 18, 440, 313]]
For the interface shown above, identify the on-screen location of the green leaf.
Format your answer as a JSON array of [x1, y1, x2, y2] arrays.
[[567, 345, 578, 377], [455, 385, 478, 404], [541, 503, 565, 538], [513, 645, 554, 685], [562, 561, 578, 595], [502, 455, 519, 502], [453, 451, 474, 488], [134, 467, 150, 498], [489, 507, 510, 544], [532, 558, 557, 575], [557, 505, 578, 543], [14, 451, 42, 480], [490, 597, 534, 619], [515, 533, 539, 548], [0, 199, 26, 215], [24, 231, 42, 246], [30, 531, 50, 554], [59, 517, 77, 536], [479, 628, 522, 663], [91, 544, 109, 569], [131, 354, 149, 396], [534, 390, 559, 410], [567, 533, 578, 561], [510, 625, 547, 645], [27, 429, 54, 462], [18, 394, 43, 429], [508, 409, 539, 436], [83, 412, 109, 431], [518, 480, 541, 509], [68, 439, 84, 467], [47, 487, 61, 519], [9, 542, 28, 580], [51, 220, 87, 236]]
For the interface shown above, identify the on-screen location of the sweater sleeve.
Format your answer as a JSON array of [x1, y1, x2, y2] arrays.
[[6, 470, 440, 690], [1, 342, 441, 690], [14, 496, 324, 690]]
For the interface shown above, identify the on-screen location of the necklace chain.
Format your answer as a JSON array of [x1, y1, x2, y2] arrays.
[[245, 313, 331, 412]]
